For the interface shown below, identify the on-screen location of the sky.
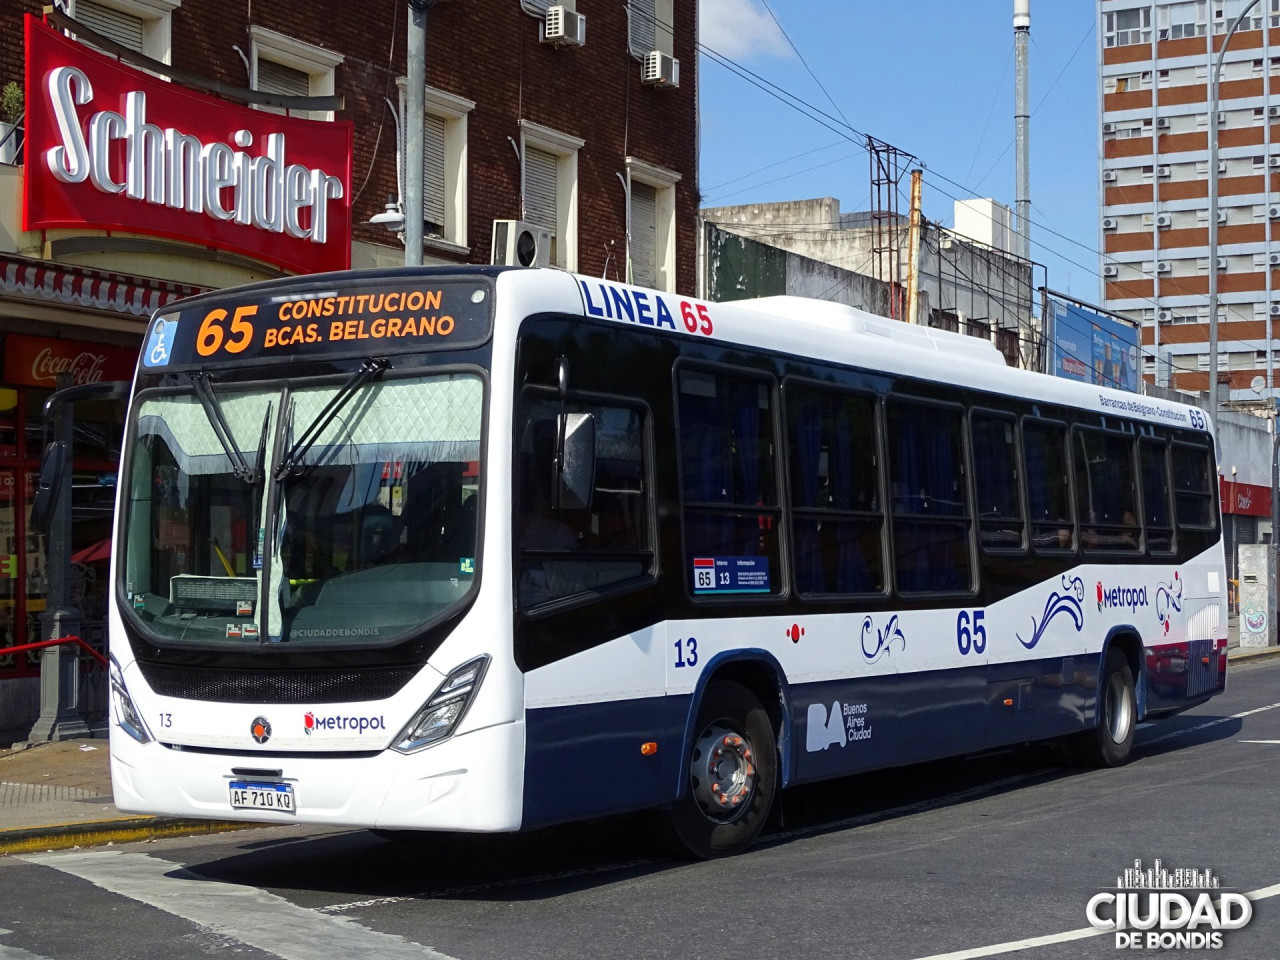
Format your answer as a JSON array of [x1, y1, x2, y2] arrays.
[[696, 0, 1101, 303]]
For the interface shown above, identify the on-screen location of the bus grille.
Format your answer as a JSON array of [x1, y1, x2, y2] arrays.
[[1185, 639, 1219, 699], [136, 662, 419, 704]]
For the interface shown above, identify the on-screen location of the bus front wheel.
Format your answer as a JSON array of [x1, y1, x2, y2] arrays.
[[1069, 648, 1136, 767], [666, 680, 777, 859]]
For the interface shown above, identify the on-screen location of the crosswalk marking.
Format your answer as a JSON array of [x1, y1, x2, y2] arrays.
[[23, 851, 457, 960]]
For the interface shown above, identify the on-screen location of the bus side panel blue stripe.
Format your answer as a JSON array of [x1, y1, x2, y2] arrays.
[[523, 695, 691, 829]]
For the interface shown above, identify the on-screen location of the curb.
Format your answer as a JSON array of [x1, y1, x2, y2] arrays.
[[1227, 645, 1280, 664], [0, 817, 258, 856]]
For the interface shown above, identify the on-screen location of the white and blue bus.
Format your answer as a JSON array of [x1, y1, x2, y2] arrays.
[[107, 266, 1227, 857]]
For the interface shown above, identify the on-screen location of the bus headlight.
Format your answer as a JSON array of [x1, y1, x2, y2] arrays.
[[393, 655, 490, 754], [110, 657, 153, 745]]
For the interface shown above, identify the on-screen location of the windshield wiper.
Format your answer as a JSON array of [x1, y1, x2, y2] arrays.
[[273, 357, 389, 480], [191, 373, 261, 483]]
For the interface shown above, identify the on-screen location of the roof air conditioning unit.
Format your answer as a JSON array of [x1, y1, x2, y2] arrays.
[[1103, 264, 1119, 277], [1157, 260, 1173, 273], [1271, 303, 1280, 316], [1156, 164, 1171, 177], [1103, 217, 1118, 230], [641, 50, 680, 88], [543, 5, 586, 47], [1157, 309, 1172, 322], [1102, 169, 1118, 182], [491, 219, 552, 268], [1155, 213, 1172, 228], [1103, 122, 1117, 134], [1156, 116, 1171, 129]]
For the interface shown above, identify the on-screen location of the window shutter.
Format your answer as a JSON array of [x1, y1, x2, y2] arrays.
[[524, 147, 558, 234], [76, 0, 145, 52], [631, 181, 657, 288], [628, 0, 657, 56], [256, 58, 311, 98], [422, 113, 448, 231]]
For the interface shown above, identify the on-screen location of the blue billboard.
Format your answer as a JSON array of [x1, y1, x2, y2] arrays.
[[1047, 297, 1140, 393]]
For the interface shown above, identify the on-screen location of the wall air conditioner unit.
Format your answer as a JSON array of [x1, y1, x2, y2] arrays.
[[1103, 264, 1119, 277], [1218, 160, 1228, 174], [1270, 156, 1280, 168], [1269, 205, 1280, 218], [491, 219, 552, 268], [1217, 111, 1227, 124], [1270, 252, 1280, 266], [543, 5, 586, 47], [1218, 208, 1228, 223], [1157, 260, 1173, 273], [1103, 217, 1118, 230], [1270, 303, 1280, 316], [1156, 116, 1171, 129], [1156, 165, 1171, 177], [1271, 105, 1280, 119], [1157, 309, 1172, 322], [1155, 213, 1172, 228], [1102, 169, 1118, 182], [642, 51, 680, 88], [1103, 122, 1117, 134], [1216, 256, 1228, 271]]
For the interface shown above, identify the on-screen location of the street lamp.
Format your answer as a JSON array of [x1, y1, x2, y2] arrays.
[[1207, 0, 1262, 417]]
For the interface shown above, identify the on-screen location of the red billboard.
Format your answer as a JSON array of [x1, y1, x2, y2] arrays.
[[2, 333, 138, 388], [22, 15, 352, 275]]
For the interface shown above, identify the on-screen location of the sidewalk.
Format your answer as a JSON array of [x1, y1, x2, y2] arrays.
[[4, 643, 1280, 856], [0, 738, 254, 855]]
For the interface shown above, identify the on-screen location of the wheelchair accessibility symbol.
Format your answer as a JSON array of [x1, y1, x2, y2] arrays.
[[143, 318, 176, 367]]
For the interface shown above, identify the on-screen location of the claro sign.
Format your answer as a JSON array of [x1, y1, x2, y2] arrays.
[[22, 15, 352, 275]]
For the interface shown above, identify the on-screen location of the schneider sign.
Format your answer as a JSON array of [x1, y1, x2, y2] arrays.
[[23, 15, 352, 275]]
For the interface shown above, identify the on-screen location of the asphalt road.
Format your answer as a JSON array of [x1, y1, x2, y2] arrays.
[[2, 659, 1279, 960]]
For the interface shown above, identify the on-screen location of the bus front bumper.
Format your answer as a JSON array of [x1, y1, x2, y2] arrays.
[[109, 720, 526, 833]]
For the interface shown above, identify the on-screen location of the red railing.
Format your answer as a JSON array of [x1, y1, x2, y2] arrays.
[[0, 634, 108, 668]]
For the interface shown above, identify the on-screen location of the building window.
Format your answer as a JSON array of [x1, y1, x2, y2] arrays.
[[249, 26, 343, 121], [1214, 0, 1263, 32], [625, 156, 680, 291], [519, 120, 584, 270], [1158, 0, 1207, 38], [1104, 6, 1151, 47], [396, 80, 474, 248], [628, 0, 674, 58], [68, 0, 181, 63]]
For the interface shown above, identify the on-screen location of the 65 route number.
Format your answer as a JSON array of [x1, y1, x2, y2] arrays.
[[956, 610, 987, 656], [197, 305, 258, 356]]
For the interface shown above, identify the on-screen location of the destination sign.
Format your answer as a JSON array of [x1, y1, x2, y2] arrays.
[[142, 279, 492, 368]]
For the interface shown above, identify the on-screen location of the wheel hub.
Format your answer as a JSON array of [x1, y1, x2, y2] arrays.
[[690, 723, 756, 822]]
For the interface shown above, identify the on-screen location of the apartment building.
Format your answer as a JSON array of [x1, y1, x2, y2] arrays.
[[1100, 0, 1280, 400]]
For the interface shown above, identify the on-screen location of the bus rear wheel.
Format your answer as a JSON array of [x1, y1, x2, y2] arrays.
[[666, 680, 777, 859], [1069, 648, 1136, 767]]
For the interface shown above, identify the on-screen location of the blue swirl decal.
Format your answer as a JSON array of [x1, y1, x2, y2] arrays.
[[861, 614, 906, 663], [1156, 571, 1184, 637], [1017, 575, 1086, 649]]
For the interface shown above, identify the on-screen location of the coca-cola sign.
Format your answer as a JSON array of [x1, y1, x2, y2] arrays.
[[3, 333, 138, 388], [23, 15, 352, 275]]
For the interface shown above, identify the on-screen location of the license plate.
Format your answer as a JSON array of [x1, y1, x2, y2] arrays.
[[229, 781, 295, 813]]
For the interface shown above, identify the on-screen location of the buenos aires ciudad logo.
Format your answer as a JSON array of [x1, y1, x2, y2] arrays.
[[1086, 859, 1252, 950]]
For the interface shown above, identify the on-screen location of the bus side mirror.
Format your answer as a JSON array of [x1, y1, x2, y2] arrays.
[[32, 440, 68, 534], [556, 412, 596, 511]]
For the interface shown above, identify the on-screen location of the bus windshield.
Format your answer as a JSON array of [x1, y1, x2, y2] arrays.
[[122, 372, 483, 647]]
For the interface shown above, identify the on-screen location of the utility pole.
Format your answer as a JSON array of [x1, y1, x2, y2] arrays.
[[1014, 0, 1031, 262], [906, 169, 923, 325], [404, 0, 439, 267]]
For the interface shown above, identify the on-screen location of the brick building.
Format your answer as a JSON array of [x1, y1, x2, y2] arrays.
[[0, 0, 698, 738]]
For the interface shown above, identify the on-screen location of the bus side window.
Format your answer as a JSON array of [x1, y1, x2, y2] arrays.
[[1023, 419, 1073, 550], [971, 413, 1025, 550], [784, 384, 883, 596], [1076, 428, 1140, 552], [1140, 439, 1174, 554], [677, 369, 782, 598], [1172, 441, 1216, 529], [886, 399, 971, 594]]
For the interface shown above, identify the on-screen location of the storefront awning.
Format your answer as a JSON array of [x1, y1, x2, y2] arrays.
[[0, 253, 207, 319]]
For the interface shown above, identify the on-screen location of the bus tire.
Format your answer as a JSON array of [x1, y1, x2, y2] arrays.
[[665, 680, 777, 859], [1070, 648, 1136, 768]]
